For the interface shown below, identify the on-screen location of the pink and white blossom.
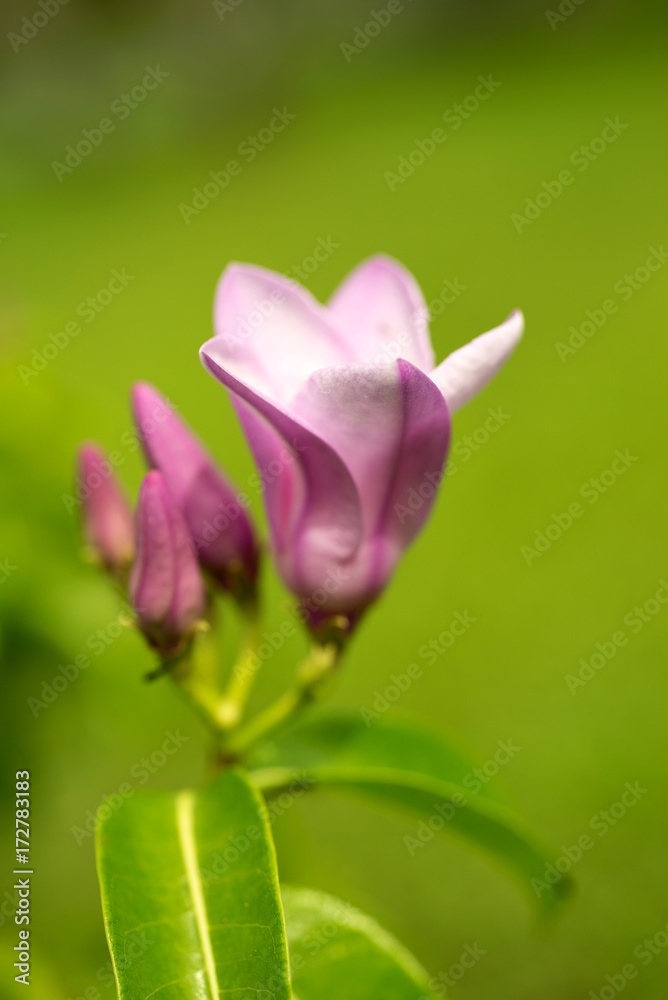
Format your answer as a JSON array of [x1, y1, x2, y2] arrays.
[[200, 255, 522, 624]]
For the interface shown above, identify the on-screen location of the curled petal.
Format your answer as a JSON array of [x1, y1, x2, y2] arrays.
[[381, 359, 451, 549], [430, 310, 524, 412], [291, 359, 450, 609], [200, 340, 364, 599]]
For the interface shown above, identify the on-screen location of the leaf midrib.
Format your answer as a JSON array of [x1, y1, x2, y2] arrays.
[[176, 790, 220, 999]]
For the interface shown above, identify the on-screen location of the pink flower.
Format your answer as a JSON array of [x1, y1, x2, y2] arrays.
[[200, 255, 522, 626], [78, 443, 134, 578], [130, 471, 206, 653], [132, 382, 258, 597]]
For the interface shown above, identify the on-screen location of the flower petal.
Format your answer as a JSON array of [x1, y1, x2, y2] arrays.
[[328, 255, 435, 371], [213, 263, 352, 406], [200, 340, 364, 597], [430, 310, 524, 412], [382, 359, 451, 548], [290, 359, 450, 605]]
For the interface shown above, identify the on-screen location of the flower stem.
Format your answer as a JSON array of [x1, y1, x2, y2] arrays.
[[216, 603, 262, 729], [224, 643, 339, 757], [170, 663, 227, 736]]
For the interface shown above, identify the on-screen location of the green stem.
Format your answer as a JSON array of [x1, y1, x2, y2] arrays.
[[216, 606, 262, 729], [170, 660, 228, 737], [224, 643, 340, 757]]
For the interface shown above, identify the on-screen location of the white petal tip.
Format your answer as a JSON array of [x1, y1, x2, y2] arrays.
[[431, 309, 525, 413]]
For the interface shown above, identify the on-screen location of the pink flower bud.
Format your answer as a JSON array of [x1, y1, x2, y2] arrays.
[[78, 443, 134, 578], [130, 471, 206, 654], [131, 382, 258, 598]]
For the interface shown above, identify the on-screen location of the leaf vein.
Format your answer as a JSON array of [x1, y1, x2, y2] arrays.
[[176, 790, 220, 999]]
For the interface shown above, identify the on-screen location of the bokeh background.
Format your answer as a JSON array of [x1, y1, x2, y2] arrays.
[[1, 0, 667, 996]]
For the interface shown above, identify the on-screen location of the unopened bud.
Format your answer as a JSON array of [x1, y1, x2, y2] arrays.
[[130, 471, 206, 653], [77, 443, 134, 579], [132, 382, 259, 597]]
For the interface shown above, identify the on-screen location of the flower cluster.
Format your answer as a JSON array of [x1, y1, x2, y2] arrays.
[[79, 385, 258, 656], [79, 255, 522, 654]]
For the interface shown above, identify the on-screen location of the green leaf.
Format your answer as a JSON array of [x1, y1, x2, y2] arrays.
[[96, 767, 291, 999], [249, 710, 573, 916], [282, 885, 440, 1000]]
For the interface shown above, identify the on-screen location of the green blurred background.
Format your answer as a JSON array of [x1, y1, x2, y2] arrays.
[[1, 0, 667, 996]]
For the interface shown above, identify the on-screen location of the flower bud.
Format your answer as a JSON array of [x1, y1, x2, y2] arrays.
[[130, 471, 206, 654], [131, 382, 258, 599], [77, 443, 134, 579]]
